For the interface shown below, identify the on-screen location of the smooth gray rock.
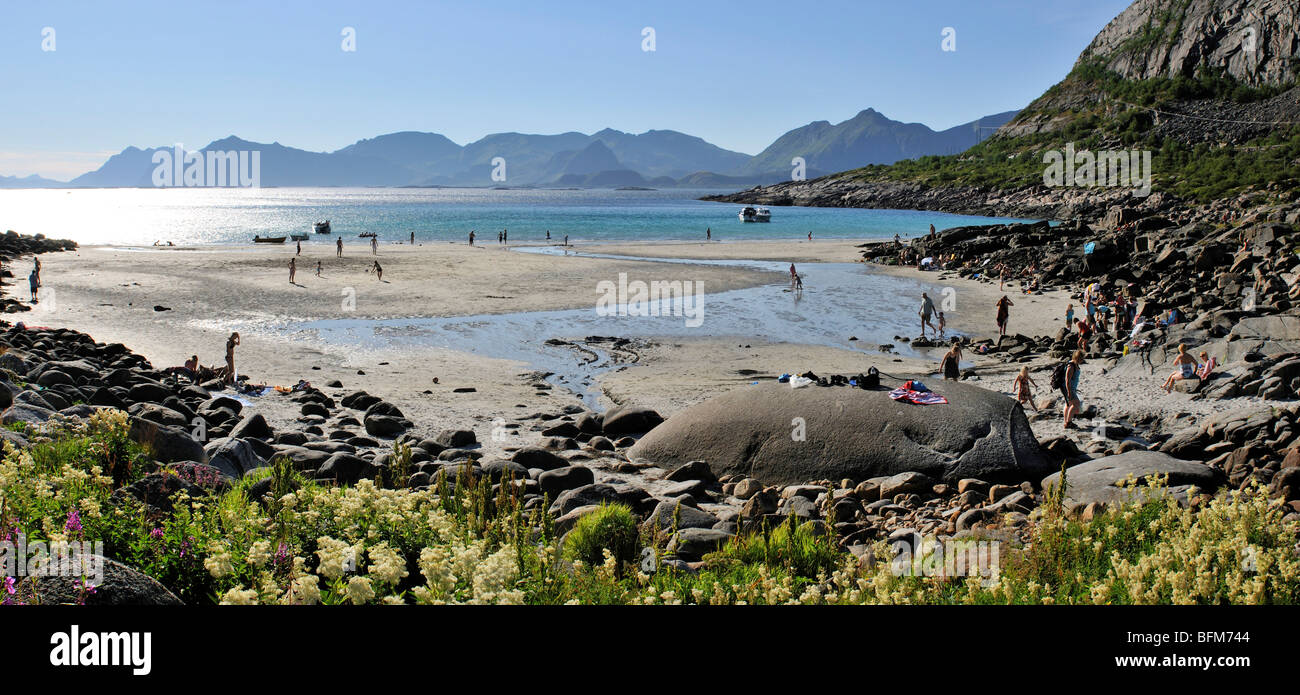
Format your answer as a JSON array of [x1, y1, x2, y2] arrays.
[[129, 417, 207, 464], [16, 555, 184, 606], [643, 498, 719, 532], [667, 528, 734, 561], [1041, 450, 1225, 507], [205, 437, 268, 480], [629, 381, 1049, 487]]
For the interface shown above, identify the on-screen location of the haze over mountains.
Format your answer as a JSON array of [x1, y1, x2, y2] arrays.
[[1, 108, 1018, 189]]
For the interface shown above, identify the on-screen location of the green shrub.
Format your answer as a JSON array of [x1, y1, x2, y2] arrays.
[[563, 502, 639, 571]]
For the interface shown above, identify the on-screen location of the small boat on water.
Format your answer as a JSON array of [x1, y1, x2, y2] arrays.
[[358, 232, 377, 238], [289, 233, 309, 241], [738, 206, 772, 222], [254, 235, 286, 244], [313, 221, 332, 234]]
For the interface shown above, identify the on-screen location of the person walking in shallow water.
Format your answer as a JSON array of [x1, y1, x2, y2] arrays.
[[706, 227, 711, 241], [469, 231, 476, 246]]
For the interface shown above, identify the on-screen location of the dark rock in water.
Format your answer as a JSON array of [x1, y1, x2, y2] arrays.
[[205, 438, 268, 480], [229, 413, 274, 441], [629, 382, 1048, 487], [538, 465, 594, 498], [111, 472, 208, 514], [667, 528, 733, 561], [364, 414, 407, 438], [435, 429, 477, 448], [644, 498, 718, 531], [511, 446, 567, 471], [129, 417, 207, 464], [665, 460, 716, 483], [1040, 450, 1224, 508], [601, 405, 664, 435], [15, 555, 183, 606]]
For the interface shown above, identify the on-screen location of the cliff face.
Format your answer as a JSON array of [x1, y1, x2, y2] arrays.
[[1080, 0, 1298, 87]]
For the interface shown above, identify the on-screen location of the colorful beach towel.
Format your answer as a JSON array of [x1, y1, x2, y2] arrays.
[[889, 388, 949, 405]]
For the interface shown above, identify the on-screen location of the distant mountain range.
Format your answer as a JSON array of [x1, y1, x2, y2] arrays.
[[0, 108, 1018, 189]]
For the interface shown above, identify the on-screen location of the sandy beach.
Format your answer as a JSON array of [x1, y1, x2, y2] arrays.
[[21, 237, 1247, 457]]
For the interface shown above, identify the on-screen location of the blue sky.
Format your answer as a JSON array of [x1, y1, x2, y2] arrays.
[[0, 0, 1132, 179]]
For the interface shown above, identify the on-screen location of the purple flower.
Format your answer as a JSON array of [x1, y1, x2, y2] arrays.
[[64, 510, 82, 534], [150, 528, 165, 541], [4, 576, 15, 595]]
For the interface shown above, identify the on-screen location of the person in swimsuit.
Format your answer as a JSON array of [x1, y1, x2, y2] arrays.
[[372, 261, 383, 281], [937, 312, 946, 339], [1162, 343, 1199, 392], [940, 340, 962, 381], [706, 227, 711, 241], [316, 260, 322, 277], [289, 257, 296, 284], [336, 237, 343, 257], [1012, 366, 1038, 411], [225, 332, 240, 385], [469, 231, 476, 246]]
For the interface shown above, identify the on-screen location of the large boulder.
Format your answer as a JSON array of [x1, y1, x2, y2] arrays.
[[204, 437, 267, 480], [601, 405, 664, 435], [628, 381, 1049, 487], [1040, 451, 1225, 508], [128, 418, 207, 464], [15, 555, 184, 606]]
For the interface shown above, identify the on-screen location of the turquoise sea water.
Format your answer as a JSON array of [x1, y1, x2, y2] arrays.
[[0, 187, 1036, 246]]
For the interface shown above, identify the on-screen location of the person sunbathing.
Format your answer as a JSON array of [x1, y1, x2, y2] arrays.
[[1197, 351, 1217, 380], [1162, 344, 1199, 392]]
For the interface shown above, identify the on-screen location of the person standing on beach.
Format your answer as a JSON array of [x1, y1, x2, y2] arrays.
[[937, 312, 946, 339], [289, 258, 296, 284], [497, 231, 502, 244], [1012, 366, 1039, 411], [807, 231, 813, 241], [296, 240, 301, 256], [316, 260, 322, 277], [546, 230, 551, 241], [336, 238, 343, 257], [410, 231, 415, 245], [706, 227, 711, 241], [503, 229, 508, 244], [372, 261, 383, 282], [929, 224, 936, 240], [469, 231, 476, 246], [28, 269, 39, 303], [1065, 303, 1075, 327], [225, 332, 240, 385], [371, 236, 378, 255], [34, 257, 41, 286], [919, 292, 937, 338], [996, 295, 1014, 337], [1062, 349, 1083, 429], [789, 263, 798, 289]]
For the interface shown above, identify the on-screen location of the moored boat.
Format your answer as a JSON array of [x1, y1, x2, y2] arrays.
[[254, 235, 287, 244], [313, 221, 332, 234], [289, 233, 309, 241]]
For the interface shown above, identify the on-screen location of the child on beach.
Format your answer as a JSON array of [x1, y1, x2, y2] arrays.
[[937, 312, 946, 339], [1065, 303, 1074, 326], [1012, 366, 1038, 411], [316, 261, 322, 277]]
